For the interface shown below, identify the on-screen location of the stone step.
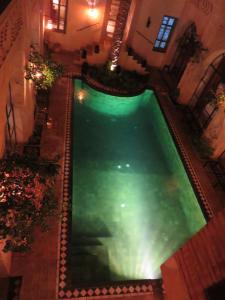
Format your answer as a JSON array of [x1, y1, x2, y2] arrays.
[[124, 47, 150, 74], [119, 49, 149, 75], [69, 244, 110, 285]]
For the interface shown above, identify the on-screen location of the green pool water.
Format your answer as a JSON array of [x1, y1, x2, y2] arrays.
[[70, 79, 206, 286]]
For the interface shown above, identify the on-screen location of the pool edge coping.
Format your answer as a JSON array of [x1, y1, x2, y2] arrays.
[[56, 72, 213, 299]]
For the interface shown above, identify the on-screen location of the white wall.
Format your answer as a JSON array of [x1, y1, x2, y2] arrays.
[[0, 0, 43, 156], [178, 0, 225, 103], [175, 1, 225, 156], [123, 0, 225, 156], [124, 0, 186, 68]]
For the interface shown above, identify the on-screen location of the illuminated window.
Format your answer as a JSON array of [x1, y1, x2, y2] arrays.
[[6, 83, 17, 152], [153, 16, 177, 52], [50, 0, 68, 32]]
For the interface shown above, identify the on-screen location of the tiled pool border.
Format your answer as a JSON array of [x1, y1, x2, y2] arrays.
[[57, 74, 213, 299], [153, 89, 214, 220]]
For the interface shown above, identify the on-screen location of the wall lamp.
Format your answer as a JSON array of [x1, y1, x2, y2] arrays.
[[87, 0, 99, 19], [46, 19, 53, 30]]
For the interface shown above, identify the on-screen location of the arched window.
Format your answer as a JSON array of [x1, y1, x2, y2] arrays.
[[169, 23, 199, 85], [190, 53, 225, 129]]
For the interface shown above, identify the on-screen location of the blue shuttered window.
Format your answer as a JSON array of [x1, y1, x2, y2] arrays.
[[153, 16, 177, 52]]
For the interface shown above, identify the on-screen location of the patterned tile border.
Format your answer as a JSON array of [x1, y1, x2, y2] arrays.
[[57, 73, 213, 299], [56, 74, 163, 299], [153, 89, 214, 220]]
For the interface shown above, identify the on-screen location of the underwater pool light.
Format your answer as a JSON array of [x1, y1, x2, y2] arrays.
[[77, 90, 86, 103]]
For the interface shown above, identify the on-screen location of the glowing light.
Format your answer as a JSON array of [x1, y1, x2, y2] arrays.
[[110, 64, 116, 71], [34, 71, 42, 78], [77, 90, 85, 103], [126, 163, 130, 168], [46, 117, 53, 129], [87, 8, 99, 19], [117, 165, 122, 169], [46, 19, 53, 30], [120, 203, 125, 208]]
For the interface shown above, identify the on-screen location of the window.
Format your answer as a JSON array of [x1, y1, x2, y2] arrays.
[[190, 54, 225, 129], [6, 83, 17, 153], [50, 0, 68, 32], [153, 16, 177, 52]]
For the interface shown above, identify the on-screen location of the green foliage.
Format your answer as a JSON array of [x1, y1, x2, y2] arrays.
[[25, 46, 64, 90], [89, 64, 148, 92], [0, 154, 59, 252]]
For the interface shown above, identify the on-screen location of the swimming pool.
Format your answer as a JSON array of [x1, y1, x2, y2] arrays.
[[70, 79, 205, 286]]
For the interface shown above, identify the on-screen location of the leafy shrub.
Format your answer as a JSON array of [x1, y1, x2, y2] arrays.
[[0, 154, 59, 252], [25, 46, 64, 90], [89, 64, 148, 92]]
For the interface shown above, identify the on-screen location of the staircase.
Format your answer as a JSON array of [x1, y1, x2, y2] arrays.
[[69, 232, 164, 299], [70, 241, 110, 286], [161, 208, 225, 300], [119, 46, 151, 74]]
